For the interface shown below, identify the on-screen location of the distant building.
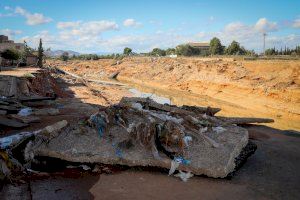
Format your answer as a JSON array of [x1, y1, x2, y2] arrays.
[[0, 35, 24, 52], [26, 53, 38, 66], [187, 42, 210, 51]]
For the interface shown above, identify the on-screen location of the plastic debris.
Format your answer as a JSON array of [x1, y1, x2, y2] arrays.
[[79, 165, 91, 171], [18, 107, 32, 116], [183, 136, 193, 146], [174, 156, 191, 165], [212, 126, 226, 134], [169, 156, 191, 176], [0, 132, 35, 149], [174, 170, 194, 182], [89, 112, 108, 137], [169, 159, 181, 175]]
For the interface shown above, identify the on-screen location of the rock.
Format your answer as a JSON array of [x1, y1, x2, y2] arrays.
[[33, 108, 59, 116]]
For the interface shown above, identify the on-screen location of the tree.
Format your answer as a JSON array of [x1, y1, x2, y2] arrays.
[[226, 40, 246, 55], [264, 48, 276, 56], [166, 48, 176, 55], [60, 52, 69, 61], [151, 48, 166, 56], [0, 48, 21, 65], [209, 37, 224, 55], [37, 38, 44, 68], [123, 47, 132, 56], [175, 44, 194, 56], [21, 40, 32, 63]]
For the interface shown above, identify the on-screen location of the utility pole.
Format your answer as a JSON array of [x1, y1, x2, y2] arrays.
[[263, 33, 267, 55]]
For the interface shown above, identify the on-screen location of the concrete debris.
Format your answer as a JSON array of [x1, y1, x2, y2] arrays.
[[26, 97, 255, 178]]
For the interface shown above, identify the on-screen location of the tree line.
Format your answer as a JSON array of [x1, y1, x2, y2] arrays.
[[139, 37, 256, 57], [264, 46, 300, 56]]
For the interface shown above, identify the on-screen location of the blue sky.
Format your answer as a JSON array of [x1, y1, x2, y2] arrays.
[[0, 0, 299, 53]]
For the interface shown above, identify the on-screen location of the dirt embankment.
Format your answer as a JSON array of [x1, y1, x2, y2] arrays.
[[47, 57, 300, 131]]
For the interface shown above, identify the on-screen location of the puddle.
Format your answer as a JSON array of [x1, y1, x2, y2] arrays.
[[129, 88, 171, 105], [123, 81, 300, 131]]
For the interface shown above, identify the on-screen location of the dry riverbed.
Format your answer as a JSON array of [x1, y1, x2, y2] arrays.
[[49, 57, 300, 131]]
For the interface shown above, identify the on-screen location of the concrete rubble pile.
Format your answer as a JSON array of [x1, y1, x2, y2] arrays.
[[23, 97, 264, 178], [0, 70, 60, 128]]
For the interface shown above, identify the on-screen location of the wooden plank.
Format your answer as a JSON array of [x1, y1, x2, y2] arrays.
[[19, 96, 56, 102], [218, 117, 274, 125], [0, 116, 29, 128]]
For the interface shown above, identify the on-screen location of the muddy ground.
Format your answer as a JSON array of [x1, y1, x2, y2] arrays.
[[1, 59, 300, 199], [2, 126, 300, 200], [50, 57, 300, 131]]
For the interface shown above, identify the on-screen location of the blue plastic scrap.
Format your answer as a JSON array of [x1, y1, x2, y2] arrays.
[[90, 114, 107, 137], [112, 143, 123, 158], [174, 156, 191, 165]]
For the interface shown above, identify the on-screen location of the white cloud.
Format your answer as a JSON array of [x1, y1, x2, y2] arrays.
[[123, 19, 142, 27], [18, 17, 297, 54], [292, 18, 300, 28], [57, 21, 81, 29], [254, 18, 278, 32], [0, 29, 22, 38], [15, 6, 52, 25], [57, 20, 119, 37], [20, 20, 120, 52]]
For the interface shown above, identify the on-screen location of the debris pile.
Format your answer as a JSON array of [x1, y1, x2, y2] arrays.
[[0, 70, 68, 130], [23, 97, 266, 179]]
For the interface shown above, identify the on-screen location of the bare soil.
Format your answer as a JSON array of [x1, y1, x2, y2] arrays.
[[48, 57, 300, 131]]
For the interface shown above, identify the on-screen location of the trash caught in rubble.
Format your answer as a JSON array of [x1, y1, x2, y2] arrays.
[[22, 97, 262, 179]]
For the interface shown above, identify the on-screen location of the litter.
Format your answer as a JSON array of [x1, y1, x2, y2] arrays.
[[183, 136, 193, 146], [169, 159, 181, 175], [174, 170, 194, 182], [89, 112, 108, 137], [18, 107, 32, 116], [23, 97, 261, 178], [212, 126, 226, 134]]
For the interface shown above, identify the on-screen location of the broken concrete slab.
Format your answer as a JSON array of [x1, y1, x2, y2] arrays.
[[29, 98, 251, 178]]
